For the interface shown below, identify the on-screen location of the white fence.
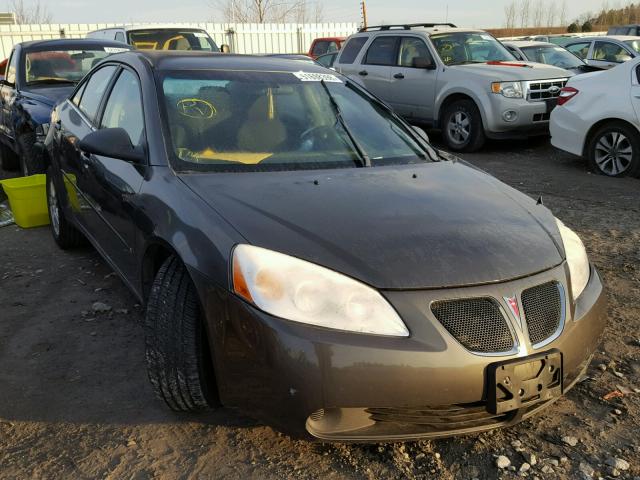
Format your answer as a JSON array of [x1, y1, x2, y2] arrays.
[[0, 22, 358, 58]]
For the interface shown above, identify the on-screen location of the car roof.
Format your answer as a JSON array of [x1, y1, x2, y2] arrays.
[[355, 27, 487, 37], [91, 24, 209, 33], [571, 35, 640, 42], [125, 50, 334, 73], [18, 38, 130, 51], [505, 40, 557, 48]]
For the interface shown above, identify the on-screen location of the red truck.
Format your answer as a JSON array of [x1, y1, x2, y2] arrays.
[[307, 36, 345, 59]]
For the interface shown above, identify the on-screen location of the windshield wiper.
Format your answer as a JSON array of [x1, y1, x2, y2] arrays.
[[320, 79, 371, 167], [27, 78, 76, 86]]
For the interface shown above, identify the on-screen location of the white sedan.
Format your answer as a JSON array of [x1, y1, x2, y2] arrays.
[[550, 57, 640, 177]]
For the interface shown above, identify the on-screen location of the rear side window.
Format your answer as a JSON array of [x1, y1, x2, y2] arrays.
[[5, 52, 17, 84], [566, 42, 590, 59], [338, 37, 367, 64], [115, 31, 125, 42], [78, 65, 117, 123], [365, 36, 399, 66]]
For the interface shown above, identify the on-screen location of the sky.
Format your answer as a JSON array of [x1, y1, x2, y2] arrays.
[[34, 0, 611, 27]]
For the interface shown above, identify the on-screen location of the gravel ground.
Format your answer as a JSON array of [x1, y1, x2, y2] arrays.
[[0, 137, 639, 480]]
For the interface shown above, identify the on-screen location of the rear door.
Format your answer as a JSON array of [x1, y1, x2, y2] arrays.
[[589, 41, 633, 69], [390, 35, 438, 121], [356, 35, 398, 103], [56, 65, 118, 232]]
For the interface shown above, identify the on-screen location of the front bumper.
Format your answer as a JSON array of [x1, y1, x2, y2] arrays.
[[484, 95, 555, 137], [197, 264, 606, 441]]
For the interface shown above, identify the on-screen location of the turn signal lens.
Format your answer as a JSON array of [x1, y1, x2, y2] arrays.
[[557, 87, 579, 106]]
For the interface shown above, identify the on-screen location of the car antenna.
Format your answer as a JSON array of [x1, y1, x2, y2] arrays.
[[536, 195, 544, 205]]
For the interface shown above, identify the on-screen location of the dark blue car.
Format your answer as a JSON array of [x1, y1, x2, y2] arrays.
[[0, 38, 130, 175]]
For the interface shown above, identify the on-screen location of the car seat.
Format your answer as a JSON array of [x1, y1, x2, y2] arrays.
[[237, 93, 286, 152]]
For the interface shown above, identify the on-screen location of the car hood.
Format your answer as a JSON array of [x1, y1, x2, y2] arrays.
[[180, 161, 564, 289], [21, 85, 75, 107], [452, 62, 573, 81]]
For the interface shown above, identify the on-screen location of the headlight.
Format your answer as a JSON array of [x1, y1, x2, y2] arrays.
[[491, 81, 523, 98], [556, 219, 590, 300], [232, 244, 409, 336], [35, 123, 50, 141]]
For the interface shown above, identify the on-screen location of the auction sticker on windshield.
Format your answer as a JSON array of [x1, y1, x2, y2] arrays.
[[104, 47, 130, 53], [293, 72, 342, 82]]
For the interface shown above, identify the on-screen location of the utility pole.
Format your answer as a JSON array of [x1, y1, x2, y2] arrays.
[[360, 0, 368, 29]]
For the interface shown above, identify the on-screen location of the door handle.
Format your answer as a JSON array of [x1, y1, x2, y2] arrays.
[[358, 70, 368, 76], [393, 73, 405, 79]]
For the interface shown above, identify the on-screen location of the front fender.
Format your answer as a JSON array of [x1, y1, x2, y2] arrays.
[[434, 86, 491, 129]]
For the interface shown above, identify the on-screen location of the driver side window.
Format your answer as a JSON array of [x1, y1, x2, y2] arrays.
[[397, 37, 433, 67], [100, 69, 144, 148]]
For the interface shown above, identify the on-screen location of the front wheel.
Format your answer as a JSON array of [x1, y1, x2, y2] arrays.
[[587, 122, 640, 177], [441, 99, 486, 152], [144, 256, 218, 412]]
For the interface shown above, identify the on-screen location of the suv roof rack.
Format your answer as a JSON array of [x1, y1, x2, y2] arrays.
[[359, 23, 457, 32]]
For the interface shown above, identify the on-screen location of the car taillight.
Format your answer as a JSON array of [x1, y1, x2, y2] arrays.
[[557, 87, 579, 106]]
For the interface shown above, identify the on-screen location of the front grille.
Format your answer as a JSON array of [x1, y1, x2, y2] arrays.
[[430, 298, 515, 353], [526, 78, 568, 101], [521, 281, 563, 346], [366, 402, 511, 432]]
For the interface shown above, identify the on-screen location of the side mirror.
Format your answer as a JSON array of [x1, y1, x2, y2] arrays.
[[220, 44, 231, 53], [79, 128, 145, 163], [413, 56, 436, 70], [412, 125, 430, 144]]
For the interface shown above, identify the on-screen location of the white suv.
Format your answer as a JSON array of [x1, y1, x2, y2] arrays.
[[334, 23, 573, 151]]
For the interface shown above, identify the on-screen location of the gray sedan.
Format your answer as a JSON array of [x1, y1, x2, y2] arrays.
[[564, 35, 640, 69]]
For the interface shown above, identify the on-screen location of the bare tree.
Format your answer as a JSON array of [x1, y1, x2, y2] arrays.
[[504, 0, 518, 29], [215, 0, 323, 23], [559, 0, 568, 26], [9, 0, 52, 24], [532, 0, 545, 27], [519, 0, 531, 27], [545, 1, 558, 27]]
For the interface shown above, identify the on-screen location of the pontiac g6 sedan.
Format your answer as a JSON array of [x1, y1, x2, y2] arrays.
[[45, 51, 606, 441]]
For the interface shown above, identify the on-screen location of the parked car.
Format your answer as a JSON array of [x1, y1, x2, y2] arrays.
[[308, 36, 345, 59], [608, 24, 640, 36], [87, 25, 222, 52], [0, 38, 131, 175], [565, 36, 640, 69], [503, 41, 602, 74], [522, 34, 582, 47], [45, 50, 606, 441], [264, 54, 316, 64], [334, 23, 572, 151], [550, 56, 640, 177], [316, 51, 338, 69]]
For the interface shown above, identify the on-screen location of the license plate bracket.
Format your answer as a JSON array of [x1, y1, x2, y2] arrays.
[[487, 350, 562, 415]]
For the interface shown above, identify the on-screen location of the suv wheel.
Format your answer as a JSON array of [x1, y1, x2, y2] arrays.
[[144, 255, 218, 412], [587, 122, 640, 177], [442, 99, 486, 152]]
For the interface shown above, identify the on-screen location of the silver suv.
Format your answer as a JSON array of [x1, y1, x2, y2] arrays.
[[334, 23, 572, 151]]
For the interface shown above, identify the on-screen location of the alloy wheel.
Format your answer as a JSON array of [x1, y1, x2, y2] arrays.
[[594, 131, 633, 176], [48, 178, 60, 237], [447, 111, 471, 145]]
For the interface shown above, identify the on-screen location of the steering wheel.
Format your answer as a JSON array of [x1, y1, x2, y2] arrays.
[[299, 125, 338, 150]]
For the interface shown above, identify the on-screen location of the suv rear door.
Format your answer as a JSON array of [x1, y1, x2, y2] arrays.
[[390, 35, 438, 121], [353, 35, 399, 101]]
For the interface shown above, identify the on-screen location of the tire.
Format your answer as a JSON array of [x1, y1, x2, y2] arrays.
[[587, 121, 640, 177], [46, 167, 84, 249], [17, 131, 45, 176], [145, 255, 218, 412], [441, 99, 486, 152], [0, 142, 19, 171]]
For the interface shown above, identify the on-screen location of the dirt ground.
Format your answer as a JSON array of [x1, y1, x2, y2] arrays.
[[0, 137, 639, 480]]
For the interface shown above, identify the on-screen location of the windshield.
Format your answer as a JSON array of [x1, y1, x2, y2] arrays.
[[625, 40, 640, 53], [128, 29, 219, 52], [24, 47, 128, 85], [430, 32, 515, 65], [520, 45, 585, 68], [159, 70, 429, 172]]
